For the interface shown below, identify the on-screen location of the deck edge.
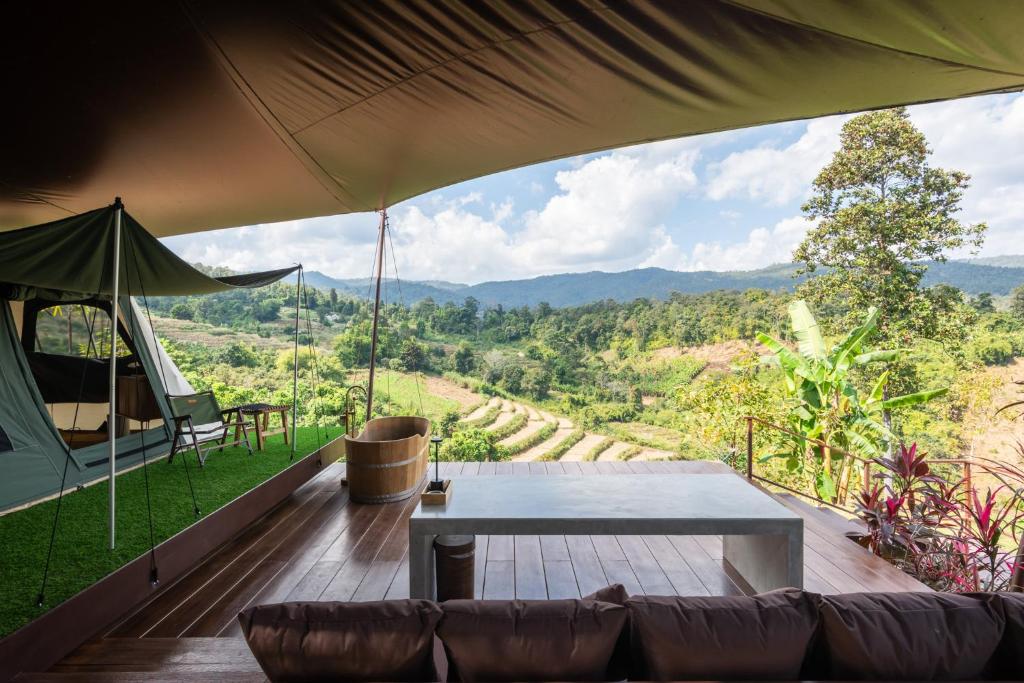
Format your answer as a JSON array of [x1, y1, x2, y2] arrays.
[[0, 436, 344, 683]]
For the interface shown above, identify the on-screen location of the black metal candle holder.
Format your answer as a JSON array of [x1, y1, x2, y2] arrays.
[[427, 435, 444, 491]]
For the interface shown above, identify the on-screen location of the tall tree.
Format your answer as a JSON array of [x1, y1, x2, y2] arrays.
[[795, 107, 985, 348], [1011, 285, 1024, 320]]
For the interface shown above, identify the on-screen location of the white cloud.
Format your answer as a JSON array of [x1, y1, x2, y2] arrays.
[[704, 118, 846, 206], [908, 94, 1024, 257], [161, 94, 1023, 284], [643, 216, 813, 272], [513, 139, 701, 271]]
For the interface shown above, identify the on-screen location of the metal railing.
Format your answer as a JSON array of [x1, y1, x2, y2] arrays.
[[739, 414, 1024, 591]]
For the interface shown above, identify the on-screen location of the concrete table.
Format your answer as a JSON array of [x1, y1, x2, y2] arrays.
[[409, 474, 803, 598]]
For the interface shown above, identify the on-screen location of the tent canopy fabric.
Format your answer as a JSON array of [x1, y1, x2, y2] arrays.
[[1, 1, 1021, 236], [0, 296, 178, 511], [0, 204, 299, 299]]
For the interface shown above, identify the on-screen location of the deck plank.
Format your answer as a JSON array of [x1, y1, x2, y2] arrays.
[[513, 535, 547, 599]]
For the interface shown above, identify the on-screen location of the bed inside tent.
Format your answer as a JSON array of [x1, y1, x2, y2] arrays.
[[0, 200, 298, 513]]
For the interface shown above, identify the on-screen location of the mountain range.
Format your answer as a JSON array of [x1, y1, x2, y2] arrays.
[[301, 256, 1024, 309]]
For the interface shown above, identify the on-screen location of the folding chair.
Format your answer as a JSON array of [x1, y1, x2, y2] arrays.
[[167, 391, 253, 466]]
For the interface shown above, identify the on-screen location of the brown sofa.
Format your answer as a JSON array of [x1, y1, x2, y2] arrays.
[[238, 586, 1024, 682]]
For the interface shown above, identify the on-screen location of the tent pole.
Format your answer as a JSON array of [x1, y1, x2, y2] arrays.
[[291, 267, 301, 457], [366, 209, 386, 420], [108, 198, 122, 550]]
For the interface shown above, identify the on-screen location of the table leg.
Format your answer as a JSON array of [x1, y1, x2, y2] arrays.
[[409, 530, 437, 599], [281, 409, 289, 445], [723, 527, 803, 592]]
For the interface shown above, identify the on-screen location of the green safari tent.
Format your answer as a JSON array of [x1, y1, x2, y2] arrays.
[[0, 202, 298, 513]]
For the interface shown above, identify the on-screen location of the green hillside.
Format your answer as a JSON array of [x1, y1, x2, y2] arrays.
[[302, 257, 1024, 308]]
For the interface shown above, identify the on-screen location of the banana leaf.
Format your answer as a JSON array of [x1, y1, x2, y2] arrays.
[[787, 300, 827, 361], [881, 387, 949, 410]]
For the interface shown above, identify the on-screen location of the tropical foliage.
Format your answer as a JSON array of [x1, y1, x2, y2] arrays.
[[757, 301, 947, 500], [856, 443, 1024, 593]]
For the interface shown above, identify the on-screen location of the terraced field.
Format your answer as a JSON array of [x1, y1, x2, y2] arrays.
[[459, 397, 676, 463]]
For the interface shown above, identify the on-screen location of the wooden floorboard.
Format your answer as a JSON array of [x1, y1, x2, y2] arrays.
[[44, 460, 931, 679]]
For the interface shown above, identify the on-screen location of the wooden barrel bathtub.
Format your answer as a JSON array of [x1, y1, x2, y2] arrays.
[[344, 416, 431, 503]]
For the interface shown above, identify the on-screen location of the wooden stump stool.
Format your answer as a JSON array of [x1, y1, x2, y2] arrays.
[[434, 535, 475, 601]]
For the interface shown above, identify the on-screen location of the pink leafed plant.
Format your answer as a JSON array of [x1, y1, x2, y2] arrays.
[[855, 443, 1024, 592]]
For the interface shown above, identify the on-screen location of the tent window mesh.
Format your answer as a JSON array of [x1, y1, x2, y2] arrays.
[[34, 305, 130, 358]]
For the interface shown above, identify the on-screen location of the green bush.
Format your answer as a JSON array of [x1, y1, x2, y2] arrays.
[[441, 428, 500, 462], [503, 421, 557, 455], [582, 437, 614, 462], [490, 412, 528, 441], [537, 429, 585, 461], [578, 402, 637, 428], [967, 331, 1022, 365], [461, 404, 501, 429], [617, 445, 643, 461]]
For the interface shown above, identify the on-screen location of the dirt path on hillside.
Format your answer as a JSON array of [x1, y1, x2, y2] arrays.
[[419, 375, 483, 411]]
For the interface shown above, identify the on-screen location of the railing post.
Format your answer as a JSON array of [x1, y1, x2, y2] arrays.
[[1011, 540, 1024, 592], [745, 416, 753, 480]]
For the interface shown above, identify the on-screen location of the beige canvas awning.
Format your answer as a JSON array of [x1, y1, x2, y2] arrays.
[[1, 0, 1021, 236]]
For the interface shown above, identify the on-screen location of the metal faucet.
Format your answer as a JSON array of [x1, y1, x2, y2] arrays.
[[343, 385, 367, 437]]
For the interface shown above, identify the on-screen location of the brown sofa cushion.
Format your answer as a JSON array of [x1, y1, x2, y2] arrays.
[[626, 589, 818, 681], [437, 598, 627, 682], [584, 582, 630, 604], [994, 593, 1024, 678], [819, 592, 1005, 680], [238, 600, 444, 682]]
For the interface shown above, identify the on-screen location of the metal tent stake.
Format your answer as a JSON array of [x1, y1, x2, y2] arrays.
[[109, 198, 122, 550]]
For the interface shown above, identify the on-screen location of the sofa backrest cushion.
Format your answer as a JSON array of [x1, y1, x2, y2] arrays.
[[818, 592, 1005, 680], [238, 600, 444, 682], [626, 588, 818, 681], [437, 598, 627, 682], [995, 592, 1024, 679]]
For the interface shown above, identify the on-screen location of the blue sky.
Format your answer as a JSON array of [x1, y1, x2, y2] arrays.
[[164, 93, 1023, 284]]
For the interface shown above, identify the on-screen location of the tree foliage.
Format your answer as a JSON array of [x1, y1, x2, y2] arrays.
[[758, 301, 947, 501], [795, 107, 985, 348]]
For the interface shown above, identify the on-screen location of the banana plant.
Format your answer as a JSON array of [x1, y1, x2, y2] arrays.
[[757, 301, 947, 501]]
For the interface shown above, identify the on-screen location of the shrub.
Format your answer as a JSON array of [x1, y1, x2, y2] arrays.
[[461, 404, 501, 429], [577, 402, 637, 428], [169, 303, 194, 320], [490, 412, 528, 441], [582, 437, 614, 462], [616, 445, 642, 461], [217, 341, 259, 367], [537, 429, 584, 461], [503, 421, 557, 456], [441, 428, 498, 462], [500, 364, 525, 394], [437, 409, 461, 438], [855, 443, 1024, 592], [967, 331, 1020, 365]]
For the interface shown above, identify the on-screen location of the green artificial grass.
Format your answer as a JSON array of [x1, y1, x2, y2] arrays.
[[0, 426, 333, 638]]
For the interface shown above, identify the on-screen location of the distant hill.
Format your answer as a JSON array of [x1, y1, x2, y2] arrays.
[[302, 257, 1024, 308]]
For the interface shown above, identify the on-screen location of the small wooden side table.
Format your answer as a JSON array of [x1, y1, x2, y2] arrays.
[[237, 403, 291, 450]]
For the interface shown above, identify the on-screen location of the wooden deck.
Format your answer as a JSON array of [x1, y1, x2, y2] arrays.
[[19, 460, 929, 681]]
